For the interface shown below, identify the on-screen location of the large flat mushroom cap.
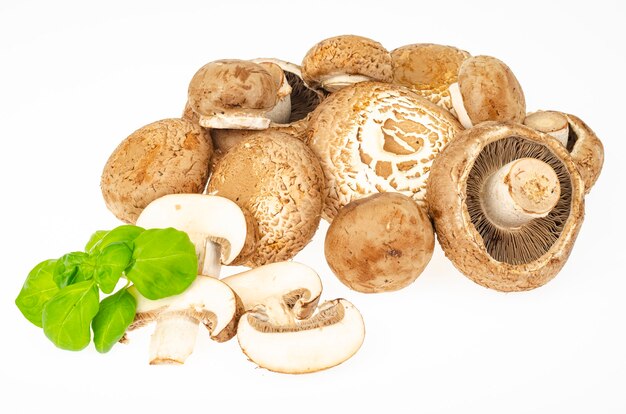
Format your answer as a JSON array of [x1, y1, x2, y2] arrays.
[[101, 118, 213, 224], [458, 55, 526, 125], [306, 81, 462, 221], [391, 43, 470, 112], [427, 122, 585, 292], [207, 131, 324, 267], [301, 35, 393, 90]]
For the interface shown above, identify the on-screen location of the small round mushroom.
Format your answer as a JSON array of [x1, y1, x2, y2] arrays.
[[523, 110, 604, 193], [391, 43, 470, 113], [301, 35, 393, 92], [448, 55, 526, 128], [325, 193, 434, 293], [101, 118, 213, 224], [207, 130, 325, 267], [187, 59, 289, 130], [427, 122, 585, 292], [237, 299, 365, 374], [306, 81, 462, 221]]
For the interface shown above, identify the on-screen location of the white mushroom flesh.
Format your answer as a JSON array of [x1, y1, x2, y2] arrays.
[[320, 74, 373, 92], [199, 113, 271, 130], [524, 111, 569, 147], [448, 82, 473, 128]]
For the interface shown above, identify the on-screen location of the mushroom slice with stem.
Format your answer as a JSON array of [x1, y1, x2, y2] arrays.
[[237, 299, 365, 374], [131, 194, 249, 364], [222, 261, 323, 322], [427, 122, 585, 292], [523, 110, 604, 193], [301, 35, 393, 92]]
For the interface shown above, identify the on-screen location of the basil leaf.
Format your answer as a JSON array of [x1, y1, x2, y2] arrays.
[[91, 225, 144, 254], [53, 252, 94, 288], [85, 230, 108, 253], [42, 281, 100, 351], [93, 242, 133, 294], [15, 259, 59, 327], [126, 228, 197, 300], [92, 288, 136, 353]]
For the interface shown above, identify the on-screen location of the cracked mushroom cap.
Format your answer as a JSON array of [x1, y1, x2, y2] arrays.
[[391, 43, 470, 113], [524, 110, 604, 193], [237, 298, 365, 374], [207, 130, 324, 267], [449, 55, 526, 128], [301, 35, 393, 92], [306, 81, 462, 221], [101, 118, 213, 224], [427, 122, 585, 292]]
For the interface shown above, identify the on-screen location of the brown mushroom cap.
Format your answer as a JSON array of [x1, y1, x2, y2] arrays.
[[207, 130, 324, 267], [427, 122, 585, 292], [301, 35, 393, 90], [325, 192, 434, 293], [306, 81, 462, 221], [457, 55, 526, 125], [101, 118, 213, 223], [391, 43, 470, 112]]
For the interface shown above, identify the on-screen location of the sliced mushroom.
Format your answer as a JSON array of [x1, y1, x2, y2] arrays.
[[131, 194, 249, 364], [101, 118, 213, 223], [207, 130, 324, 267], [448, 55, 526, 128], [306, 81, 462, 221], [523, 110, 604, 193], [301, 35, 393, 92], [237, 299, 365, 374], [427, 122, 585, 292], [391, 43, 470, 114]]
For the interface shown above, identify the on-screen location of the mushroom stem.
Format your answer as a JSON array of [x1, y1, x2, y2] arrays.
[[320, 74, 373, 92], [481, 158, 561, 228], [448, 82, 472, 129], [524, 111, 569, 147], [200, 240, 222, 278], [149, 312, 199, 365]]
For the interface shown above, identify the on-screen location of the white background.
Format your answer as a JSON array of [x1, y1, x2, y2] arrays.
[[1, 0, 624, 412]]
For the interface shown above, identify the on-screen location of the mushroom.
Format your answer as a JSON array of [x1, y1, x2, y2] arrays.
[[237, 298, 365, 374], [101, 118, 213, 223], [305, 81, 462, 221], [207, 130, 325, 267], [391, 43, 470, 114], [448, 55, 526, 128], [187, 59, 290, 130], [523, 110, 604, 193], [301, 35, 393, 92], [325, 192, 434, 293], [129, 194, 249, 364], [427, 122, 585, 292]]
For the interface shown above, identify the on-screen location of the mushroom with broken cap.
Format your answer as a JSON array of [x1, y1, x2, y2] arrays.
[[427, 122, 585, 292], [523, 110, 604, 193], [128, 194, 249, 364]]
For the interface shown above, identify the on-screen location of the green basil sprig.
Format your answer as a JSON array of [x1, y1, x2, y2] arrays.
[[15, 225, 197, 352]]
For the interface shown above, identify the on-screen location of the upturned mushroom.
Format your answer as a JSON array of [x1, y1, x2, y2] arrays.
[[187, 59, 290, 130], [207, 130, 325, 267], [306, 81, 462, 221], [128, 194, 249, 364], [427, 122, 585, 292], [101, 118, 213, 223], [237, 298, 365, 374], [301, 35, 393, 92], [325, 192, 434, 293], [391, 43, 470, 114], [448, 55, 526, 128], [523, 110, 604, 193]]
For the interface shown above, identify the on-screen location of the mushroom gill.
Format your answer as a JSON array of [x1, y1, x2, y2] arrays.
[[246, 300, 345, 333], [466, 136, 573, 265], [285, 71, 324, 123]]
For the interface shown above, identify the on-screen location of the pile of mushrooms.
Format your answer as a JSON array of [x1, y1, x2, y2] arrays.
[[99, 34, 604, 372]]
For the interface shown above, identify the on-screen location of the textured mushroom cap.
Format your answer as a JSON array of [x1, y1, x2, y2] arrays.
[[301, 35, 393, 89], [563, 113, 604, 192], [427, 122, 585, 292], [458, 55, 526, 125], [207, 130, 324, 267], [392, 43, 470, 112], [325, 192, 434, 293], [306, 82, 462, 221], [101, 118, 212, 223], [188, 59, 278, 117]]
